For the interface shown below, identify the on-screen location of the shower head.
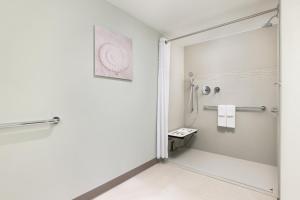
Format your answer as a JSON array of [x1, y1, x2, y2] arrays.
[[263, 5, 279, 28], [188, 72, 194, 84], [262, 20, 274, 28], [263, 15, 277, 28]]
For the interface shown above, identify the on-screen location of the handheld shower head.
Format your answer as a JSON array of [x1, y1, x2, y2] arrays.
[[188, 72, 195, 86]]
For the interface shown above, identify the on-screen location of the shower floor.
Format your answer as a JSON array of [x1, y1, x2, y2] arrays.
[[168, 148, 278, 197]]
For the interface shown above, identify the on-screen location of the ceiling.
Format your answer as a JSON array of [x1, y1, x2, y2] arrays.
[[106, 0, 278, 45]]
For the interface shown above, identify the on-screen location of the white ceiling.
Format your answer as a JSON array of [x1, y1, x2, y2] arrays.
[[106, 0, 278, 45]]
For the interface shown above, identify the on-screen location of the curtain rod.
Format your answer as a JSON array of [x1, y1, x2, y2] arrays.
[[166, 7, 279, 43]]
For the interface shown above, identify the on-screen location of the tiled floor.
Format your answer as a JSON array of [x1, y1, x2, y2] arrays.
[[94, 163, 276, 200]]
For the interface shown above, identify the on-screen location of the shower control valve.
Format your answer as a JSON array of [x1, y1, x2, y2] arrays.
[[202, 86, 211, 95]]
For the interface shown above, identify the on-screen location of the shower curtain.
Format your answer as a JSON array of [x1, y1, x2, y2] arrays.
[[156, 38, 170, 159]]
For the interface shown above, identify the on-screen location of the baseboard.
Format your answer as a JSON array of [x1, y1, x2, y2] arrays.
[[73, 158, 158, 200]]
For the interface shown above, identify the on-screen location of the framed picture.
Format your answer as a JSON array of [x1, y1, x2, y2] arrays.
[[94, 26, 133, 80]]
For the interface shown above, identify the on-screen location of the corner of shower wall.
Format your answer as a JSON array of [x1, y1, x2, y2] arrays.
[[168, 45, 185, 131]]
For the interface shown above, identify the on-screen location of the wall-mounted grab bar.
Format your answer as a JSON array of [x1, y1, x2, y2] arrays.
[[0, 117, 60, 129], [203, 106, 266, 112]]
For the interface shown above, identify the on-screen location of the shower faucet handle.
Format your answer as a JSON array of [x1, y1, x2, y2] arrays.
[[214, 87, 220, 94], [202, 86, 211, 95]]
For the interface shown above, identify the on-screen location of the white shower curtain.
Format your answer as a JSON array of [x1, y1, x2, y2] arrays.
[[157, 38, 170, 159]]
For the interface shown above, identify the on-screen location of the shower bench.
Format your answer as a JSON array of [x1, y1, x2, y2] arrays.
[[168, 128, 198, 151]]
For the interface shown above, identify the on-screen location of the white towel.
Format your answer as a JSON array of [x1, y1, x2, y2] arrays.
[[218, 105, 227, 127], [226, 105, 236, 128]]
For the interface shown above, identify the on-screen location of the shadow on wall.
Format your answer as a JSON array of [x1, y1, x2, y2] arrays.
[[0, 125, 55, 146], [217, 127, 235, 133]]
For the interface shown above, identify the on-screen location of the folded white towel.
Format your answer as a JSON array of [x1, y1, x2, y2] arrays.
[[226, 105, 236, 128], [218, 105, 227, 127]]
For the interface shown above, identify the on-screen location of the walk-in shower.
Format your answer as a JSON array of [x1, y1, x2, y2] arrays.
[[167, 4, 280, 198]]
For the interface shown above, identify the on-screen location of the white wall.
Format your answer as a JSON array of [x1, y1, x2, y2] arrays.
[[184, 28, 278, 165], [169, 45, 185, 131], [0, 0, 160, 199], [280, 1, 300, 199]]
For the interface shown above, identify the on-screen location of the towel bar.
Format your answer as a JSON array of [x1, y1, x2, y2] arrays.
[[203, 106, 266, 112]]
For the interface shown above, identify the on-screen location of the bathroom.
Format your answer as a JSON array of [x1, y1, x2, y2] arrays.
[[1, 0, 300, 200]]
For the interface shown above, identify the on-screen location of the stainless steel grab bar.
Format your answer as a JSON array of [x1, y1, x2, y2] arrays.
[[203, 105, 266, 112], [0, 117, 60, 129]]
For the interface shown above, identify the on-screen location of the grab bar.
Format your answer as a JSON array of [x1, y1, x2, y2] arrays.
[[0, 117, 60, 129], [203, 105, 266, 112]]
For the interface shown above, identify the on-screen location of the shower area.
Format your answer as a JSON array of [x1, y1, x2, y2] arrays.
[[167, 6, 280, 198]]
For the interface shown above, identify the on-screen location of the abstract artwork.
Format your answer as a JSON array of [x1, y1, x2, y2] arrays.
[[94, 26, 133, 80]]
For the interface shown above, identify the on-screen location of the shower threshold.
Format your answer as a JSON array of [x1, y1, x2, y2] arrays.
[[168, 148, 278, 198]]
